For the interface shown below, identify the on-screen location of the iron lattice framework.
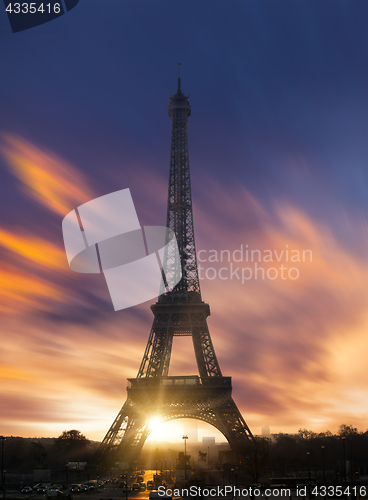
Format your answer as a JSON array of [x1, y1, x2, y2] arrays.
[[164, 72, 200, 295], [100, 70, 253, 465]]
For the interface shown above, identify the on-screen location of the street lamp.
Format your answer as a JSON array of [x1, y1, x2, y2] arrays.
[[349, 439, 353, 484], [123, 473, 128, 500], [155, 448, 158, 484], [306, 452, 311, 499], [341, 437, 346, 484], [182, 435, 188, 484], [321, 446, 326, 484], [65, 462, 69, 491], [87, 462, 90, 495], [0, 437, 5, 500]]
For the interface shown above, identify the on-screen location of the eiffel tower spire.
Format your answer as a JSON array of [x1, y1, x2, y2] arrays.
[[161, 64, 201, 299], [177, 61, 182, 92]]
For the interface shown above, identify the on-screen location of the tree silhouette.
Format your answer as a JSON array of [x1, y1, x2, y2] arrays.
[[243, 437, 270, 483], [338, 424, 358, 437], [54, 430, 90, 458], [30, 441, 47, 465]]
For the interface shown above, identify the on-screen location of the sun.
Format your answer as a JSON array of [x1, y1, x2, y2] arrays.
[[148, 417, 161, 430]]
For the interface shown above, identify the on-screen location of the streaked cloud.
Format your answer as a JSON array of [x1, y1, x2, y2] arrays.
[[0, 266, 67, 313], [1, 133, 94, 216], [0, 363, 38, 382], [192, 177, 368, 434], [0, 311, 148, 438], [0, 135, 107, 316], [0, 140, 367, 439], [0, 228, 67, 270]]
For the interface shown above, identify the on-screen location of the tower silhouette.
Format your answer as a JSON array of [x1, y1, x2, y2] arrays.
[[101, 68, 253, 464]]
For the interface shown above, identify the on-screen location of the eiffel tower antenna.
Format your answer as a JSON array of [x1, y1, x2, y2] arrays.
[[177, 62, 181, 91], [100, 70, 253, 465]]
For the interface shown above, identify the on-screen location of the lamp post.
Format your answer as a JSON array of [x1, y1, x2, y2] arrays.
[[65, 462, 69, 491], [306, 452, 311, 499], [341, 437, 346, 484], [182, 435, 188, 485], [349, 439, 353, 484], [123, 473, 128, 500], [0, 437, 5, 500], [321, 446, 326, 484], [155, 448, 158, 484]]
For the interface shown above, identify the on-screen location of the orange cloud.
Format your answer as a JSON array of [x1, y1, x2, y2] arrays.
[[191, 180, 368, 435], [0, 363, 37, 382], [0, 266, 67, 313], [1, 169, 367, 440], [0, 312, 148, 438], [1, 133, 94, 215], [0, 228, 67, 270], [0, 135, 104, 315]]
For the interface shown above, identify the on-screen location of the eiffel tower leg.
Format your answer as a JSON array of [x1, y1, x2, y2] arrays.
[[101, 400, 130, 448], [101, 400, 147, 464], [213, 396, 253, 456], [137, 314, 173, 378], [191, 310, 222, 378]]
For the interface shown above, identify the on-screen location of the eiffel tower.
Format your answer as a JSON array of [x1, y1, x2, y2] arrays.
[[100, 67, 253, 465]]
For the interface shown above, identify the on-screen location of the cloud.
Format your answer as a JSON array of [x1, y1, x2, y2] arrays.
[[1, 157, 367, 439], [0, 266, 67, 313], [0, 311, 149, 438], [0, 136, 110, 316], [1, 133, 95, 216], [191, 177, 368, 434], [0, 228, 67, 270], [0, 364, 38, 382]]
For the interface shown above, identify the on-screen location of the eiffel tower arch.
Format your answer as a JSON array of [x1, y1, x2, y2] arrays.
[[100, 67, 253, 465]]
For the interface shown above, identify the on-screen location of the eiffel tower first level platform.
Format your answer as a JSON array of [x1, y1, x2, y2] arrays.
[[100, 67, 253, 464]]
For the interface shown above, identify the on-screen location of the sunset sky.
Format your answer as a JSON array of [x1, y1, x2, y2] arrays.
[[0, 1, 367, 442]]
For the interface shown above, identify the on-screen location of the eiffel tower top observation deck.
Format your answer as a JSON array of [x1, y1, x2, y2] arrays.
[[160, 63, 201, 301]]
